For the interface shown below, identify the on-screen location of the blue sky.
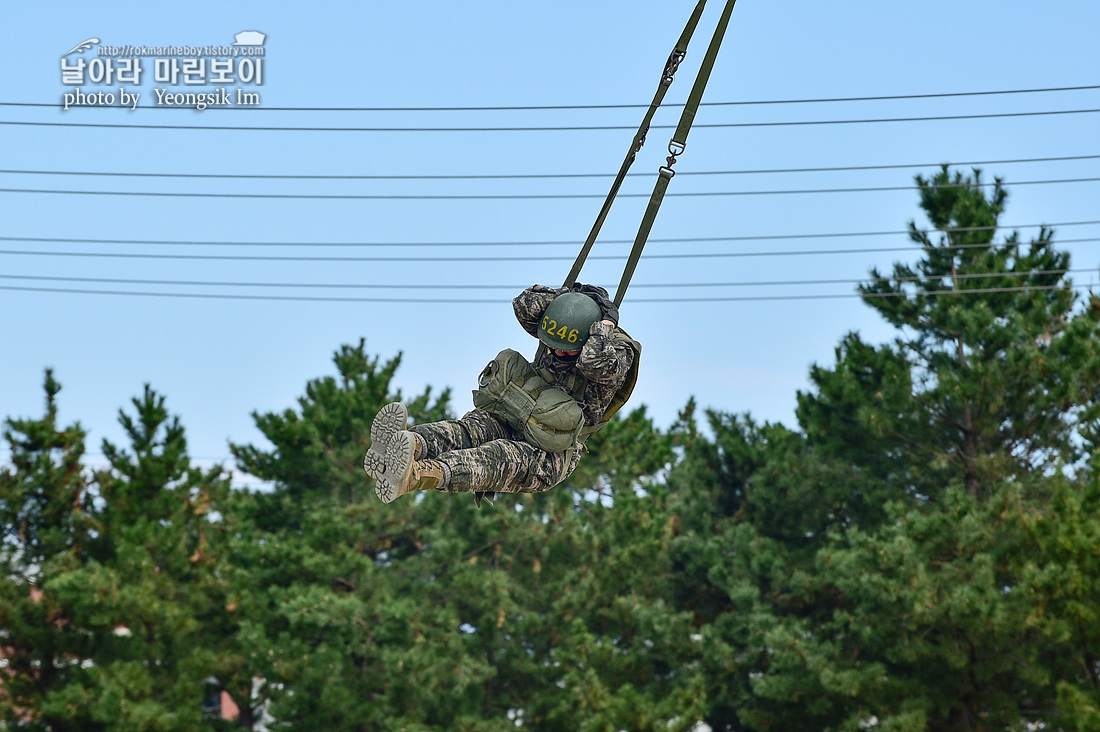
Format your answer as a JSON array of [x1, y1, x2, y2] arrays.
[[2, 1, 1098, 485]]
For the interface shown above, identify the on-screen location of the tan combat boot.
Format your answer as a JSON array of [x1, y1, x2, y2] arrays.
[[374, 433, 444, 504], [408, 460, 447, 492]]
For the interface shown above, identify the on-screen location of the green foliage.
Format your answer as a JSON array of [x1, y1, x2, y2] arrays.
[[668, 168, 1100, 730], [858, 167, 1100, 492], [5, 172, 1100, 729], [232, 339, 451, 511], [0, 370, 94, 729], [1018, 472, 1100, 729], [219, 338, 687, 730], [1, 375, 238, 731]]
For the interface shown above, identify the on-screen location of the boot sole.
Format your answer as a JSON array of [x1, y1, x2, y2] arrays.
[[363, 402, 408, 481], [376, 431, 415, 504]]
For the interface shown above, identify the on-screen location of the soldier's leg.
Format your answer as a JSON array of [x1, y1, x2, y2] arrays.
[[370, 404, 584, 502], [366, 405, 506, 485], [409, 409, 510, 459], [434, 438, 584, 495], [376, 438, 584, 503]]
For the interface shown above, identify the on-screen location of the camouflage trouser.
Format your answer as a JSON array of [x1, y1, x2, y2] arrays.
[[410, 409, 583, 494]]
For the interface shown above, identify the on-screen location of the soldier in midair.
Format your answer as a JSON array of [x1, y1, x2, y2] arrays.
[[363, 283, 639, 504]]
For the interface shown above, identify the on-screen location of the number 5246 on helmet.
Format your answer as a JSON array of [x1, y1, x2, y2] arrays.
[[537, 292, 603, 351]]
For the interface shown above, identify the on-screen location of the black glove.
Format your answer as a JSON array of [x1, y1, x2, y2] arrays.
[[571, 283, 619, 325]]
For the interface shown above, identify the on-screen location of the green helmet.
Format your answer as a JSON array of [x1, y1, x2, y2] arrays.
[[538, 292, 602, 351]]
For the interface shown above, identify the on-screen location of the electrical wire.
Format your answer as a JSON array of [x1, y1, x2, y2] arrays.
[[2, 177, 1096, 201], [5, 84, 1097, 111], [2, 221, 1095, 248], [2, 237, 1098, 263], [2, 154, 1096, 181], [3, 108, 1097, 132], [0, 267, 1088, 291], [0, 282, 1090, 304]]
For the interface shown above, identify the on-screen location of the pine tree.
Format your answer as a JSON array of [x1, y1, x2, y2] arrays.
[[223, 340, 460, 729], [1, 376, 242, 731], [0, 371, 94, 730], [226, 339, 691, 730], [795, 169, 1100, 729], [669, 168, 1100, 729], [1016, 472, 1100, 730]]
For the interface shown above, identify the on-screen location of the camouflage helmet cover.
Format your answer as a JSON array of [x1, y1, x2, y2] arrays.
[[538, 292, 602, 351]]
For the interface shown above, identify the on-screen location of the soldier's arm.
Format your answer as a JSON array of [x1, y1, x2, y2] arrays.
[[576, 320, 634, 385], [513, 284, 567, 337], [570, 283, 619, 326]]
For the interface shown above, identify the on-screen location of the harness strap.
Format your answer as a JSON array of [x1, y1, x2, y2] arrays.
[[562, 0, 708, 290], [614, 0, 738, 307]]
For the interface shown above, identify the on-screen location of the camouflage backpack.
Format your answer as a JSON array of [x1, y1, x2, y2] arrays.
[[472, 348, 585, 453], [472, 328, 641, 452]]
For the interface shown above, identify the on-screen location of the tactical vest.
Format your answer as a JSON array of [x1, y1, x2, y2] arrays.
[[472, 329, 641, 453]]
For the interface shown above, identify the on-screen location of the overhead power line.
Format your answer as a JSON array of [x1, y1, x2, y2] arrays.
[[4, 84, 1097, 111], [2, 177, 1096, 201], [3, 108, 1097, 133], [2, 154, 1096, 181], [0, 282, 1090, 305], [0, 268, 1088, 291], [3, 238, 1098, 264], [2, 220, 1097, 249]]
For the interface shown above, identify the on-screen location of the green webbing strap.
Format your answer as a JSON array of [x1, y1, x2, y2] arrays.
[[562, 0, 708, 290], [613, 0, 737, 307]]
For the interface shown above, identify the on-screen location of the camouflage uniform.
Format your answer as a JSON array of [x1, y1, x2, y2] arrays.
[[410, 284, 635, 495]]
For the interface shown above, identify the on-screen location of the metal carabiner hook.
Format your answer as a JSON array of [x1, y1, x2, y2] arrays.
[[662, 50, 686, 83], [661, 140, 686, 177]]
